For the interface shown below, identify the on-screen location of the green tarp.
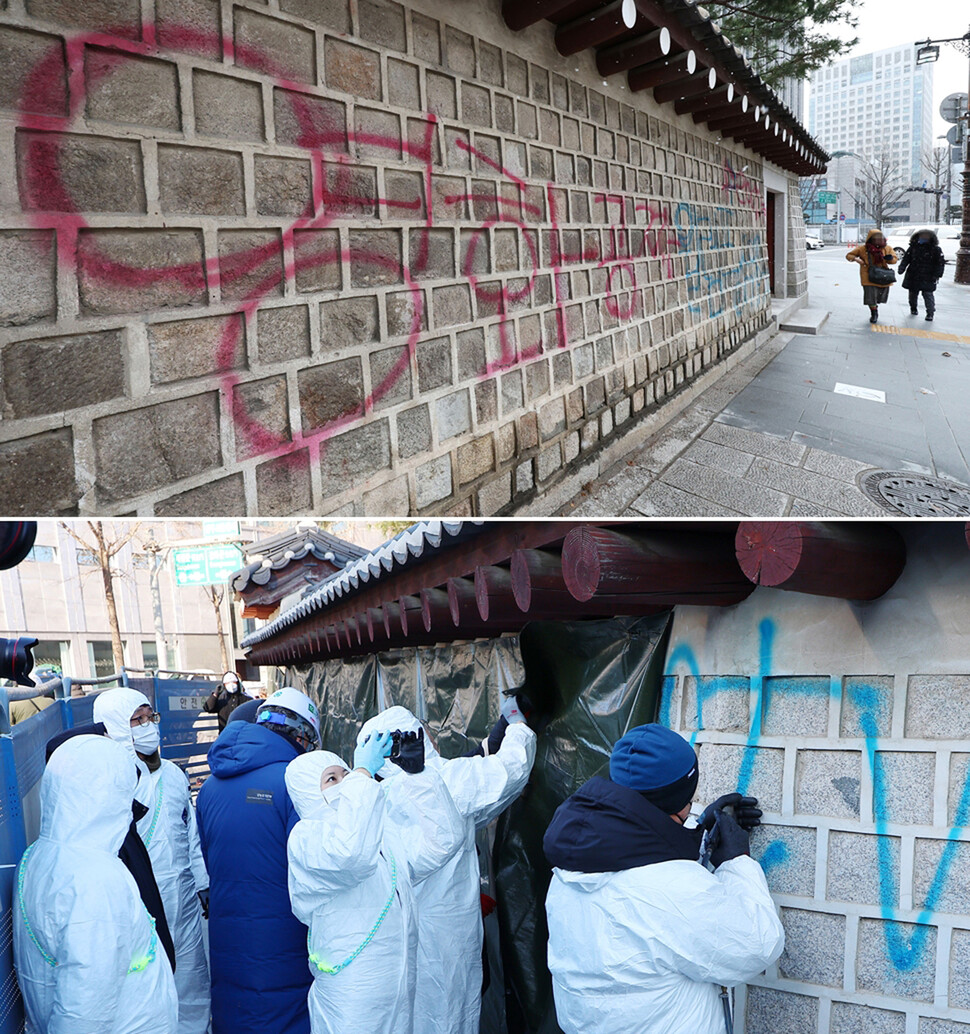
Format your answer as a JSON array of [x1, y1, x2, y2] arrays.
[[287, 612, 671, 1034]]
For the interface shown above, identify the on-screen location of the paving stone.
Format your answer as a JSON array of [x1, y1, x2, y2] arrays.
[[0, 25, 68, 116], [827, 830, 899, 906], [298, 357, 364, 432], [703, 421, 808, 466], [778, 907, 844, 986], [948, 754, 970, 826], [802, 447, 875, 480], [362, 473, 409, 515], [193, 70, 264, 142], [84, 47, 179, 129], [219, 230, 284, 301], [415, 455, 452, 508], [234, 9, 316, 85], [158, 145, 244, 216], [397, 404, 431, 459], [679, 437, 756, 477], [628, 479, 745, 518], [661, 458, 789, 516], [745, 456, 885, 516], [436, 389, 472, 441], [919, 1021, 970, 1034]]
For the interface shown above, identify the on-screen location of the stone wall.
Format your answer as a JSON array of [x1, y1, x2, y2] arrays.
[[660, 523, 970, 1034], [0, 0, 795, 516]]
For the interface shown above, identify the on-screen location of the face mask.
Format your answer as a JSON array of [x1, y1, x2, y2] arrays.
[[132, 722, 160, 756]]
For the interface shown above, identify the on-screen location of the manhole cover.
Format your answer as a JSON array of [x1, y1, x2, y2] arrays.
[[860, 470, 970, 517]]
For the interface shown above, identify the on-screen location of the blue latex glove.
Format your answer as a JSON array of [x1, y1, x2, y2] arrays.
[[354, 730, 393, 776], [501, 693, 526, 724]]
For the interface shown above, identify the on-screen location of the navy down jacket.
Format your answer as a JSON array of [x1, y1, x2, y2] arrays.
[[197, 721, 312, 1034]]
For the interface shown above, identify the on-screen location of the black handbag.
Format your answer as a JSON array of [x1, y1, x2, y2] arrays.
[[868, 255, 896, 285]]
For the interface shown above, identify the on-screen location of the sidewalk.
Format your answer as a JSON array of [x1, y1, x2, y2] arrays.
[[562, 250, 970, 517]]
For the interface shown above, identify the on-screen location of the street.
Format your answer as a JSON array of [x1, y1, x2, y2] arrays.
[[562, 248, 970, 517]]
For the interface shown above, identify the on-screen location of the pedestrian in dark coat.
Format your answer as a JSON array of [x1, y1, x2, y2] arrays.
[[845, 228, 898, 324], [898, 228, 946, 322]]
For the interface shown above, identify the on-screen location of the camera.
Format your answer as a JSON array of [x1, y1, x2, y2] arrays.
[[388, 730, 404, 760], [0, 636, 39, 687]]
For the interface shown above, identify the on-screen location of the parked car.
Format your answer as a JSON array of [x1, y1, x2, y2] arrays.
[[887, 224, 961, 264], [805, 234, 824, 250]]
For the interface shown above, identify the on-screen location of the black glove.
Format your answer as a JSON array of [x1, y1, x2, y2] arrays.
[[391, 728, 425, 774], [197, 888, 210, 919], [697, 793, 762, 833], [708, 809, 750, 868]]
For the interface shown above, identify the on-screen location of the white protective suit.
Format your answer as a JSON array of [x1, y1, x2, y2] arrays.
[[13, 735, 178, 1034], [94, 688, 211, 1034], [285, 750, 465, 1034], [357, 706, 538, 1034], [546, 854, 786, 1034]]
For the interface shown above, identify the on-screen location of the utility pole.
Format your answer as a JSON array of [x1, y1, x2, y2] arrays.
[[916, 28, 970, 284], [144, 529, 169, 672]]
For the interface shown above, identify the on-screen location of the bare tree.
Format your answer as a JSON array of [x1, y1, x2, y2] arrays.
[[849, 151, 910, 229], [799, 175, 824, 222], [921, 147, 950, 224], [60, 521, 141, 673], [204, 585, 232, 672]]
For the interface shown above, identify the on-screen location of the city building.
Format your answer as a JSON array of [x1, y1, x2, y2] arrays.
[[808, 44, 935, 227], [0, 519, 293, 681]]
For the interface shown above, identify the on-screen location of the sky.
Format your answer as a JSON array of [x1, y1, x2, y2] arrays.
[[808, 0, 968, 144]]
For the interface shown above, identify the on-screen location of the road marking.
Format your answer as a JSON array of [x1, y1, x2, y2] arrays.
[[871, 325, 970, 345], [834, 382, 886, 403]]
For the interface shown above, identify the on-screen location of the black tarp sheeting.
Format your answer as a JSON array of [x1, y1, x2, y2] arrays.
[[286, 612, 672, 1034]]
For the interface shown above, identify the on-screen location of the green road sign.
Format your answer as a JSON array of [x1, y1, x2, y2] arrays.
[[173, 545, 244, 586], [818, 191, 838, 204], [202, 519, 240, 539]]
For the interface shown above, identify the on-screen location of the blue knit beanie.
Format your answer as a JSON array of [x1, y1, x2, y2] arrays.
[[610, 724, 699, 813]]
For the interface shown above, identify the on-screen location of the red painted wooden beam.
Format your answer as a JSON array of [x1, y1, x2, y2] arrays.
[[651, 66, 717, 104], [734, 522, 906, 600], [556, 0, 639, 56], [502, 0, 581, 31], [561, 525, 755, 605], [596, 25, 670, 76]]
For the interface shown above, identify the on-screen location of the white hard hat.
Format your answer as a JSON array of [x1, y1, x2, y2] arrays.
[[257, 687, 320, 745]]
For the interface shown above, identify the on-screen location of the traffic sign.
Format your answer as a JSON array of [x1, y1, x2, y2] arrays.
[[839, 213, 846, 221], [818, 190, 838, 204], [940, 93, 968, 124], [172, 545, 244, 586], [202, 519, 240, 539]]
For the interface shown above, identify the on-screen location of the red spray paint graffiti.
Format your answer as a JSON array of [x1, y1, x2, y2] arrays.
[[11, 23, 769, 482]]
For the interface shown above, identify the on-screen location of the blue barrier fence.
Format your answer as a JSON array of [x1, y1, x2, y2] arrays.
[[0, 672, 221, 1034]]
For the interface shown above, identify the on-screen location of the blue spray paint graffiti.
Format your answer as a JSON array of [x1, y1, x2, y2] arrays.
[[662, 620, 970, 972]]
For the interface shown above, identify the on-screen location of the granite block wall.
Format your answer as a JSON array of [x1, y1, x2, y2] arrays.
[[661, 525, 970, 1034], [0, 0, 791, 516]]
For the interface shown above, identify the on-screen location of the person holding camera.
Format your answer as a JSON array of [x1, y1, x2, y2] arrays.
[[355, 696, 537, 1034], [845, 228, 898, 324], [543, 723, 784, 1034], [284, 729, 464, 1034]]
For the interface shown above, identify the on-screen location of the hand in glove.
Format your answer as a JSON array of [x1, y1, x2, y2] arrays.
[[500, 692, 527, 725], [391, 728, 425, 774], [708, 808, 750, 868], [197, 888, 210, 920], [354, 730, 393, 776], [697, 792, 762, 832]]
